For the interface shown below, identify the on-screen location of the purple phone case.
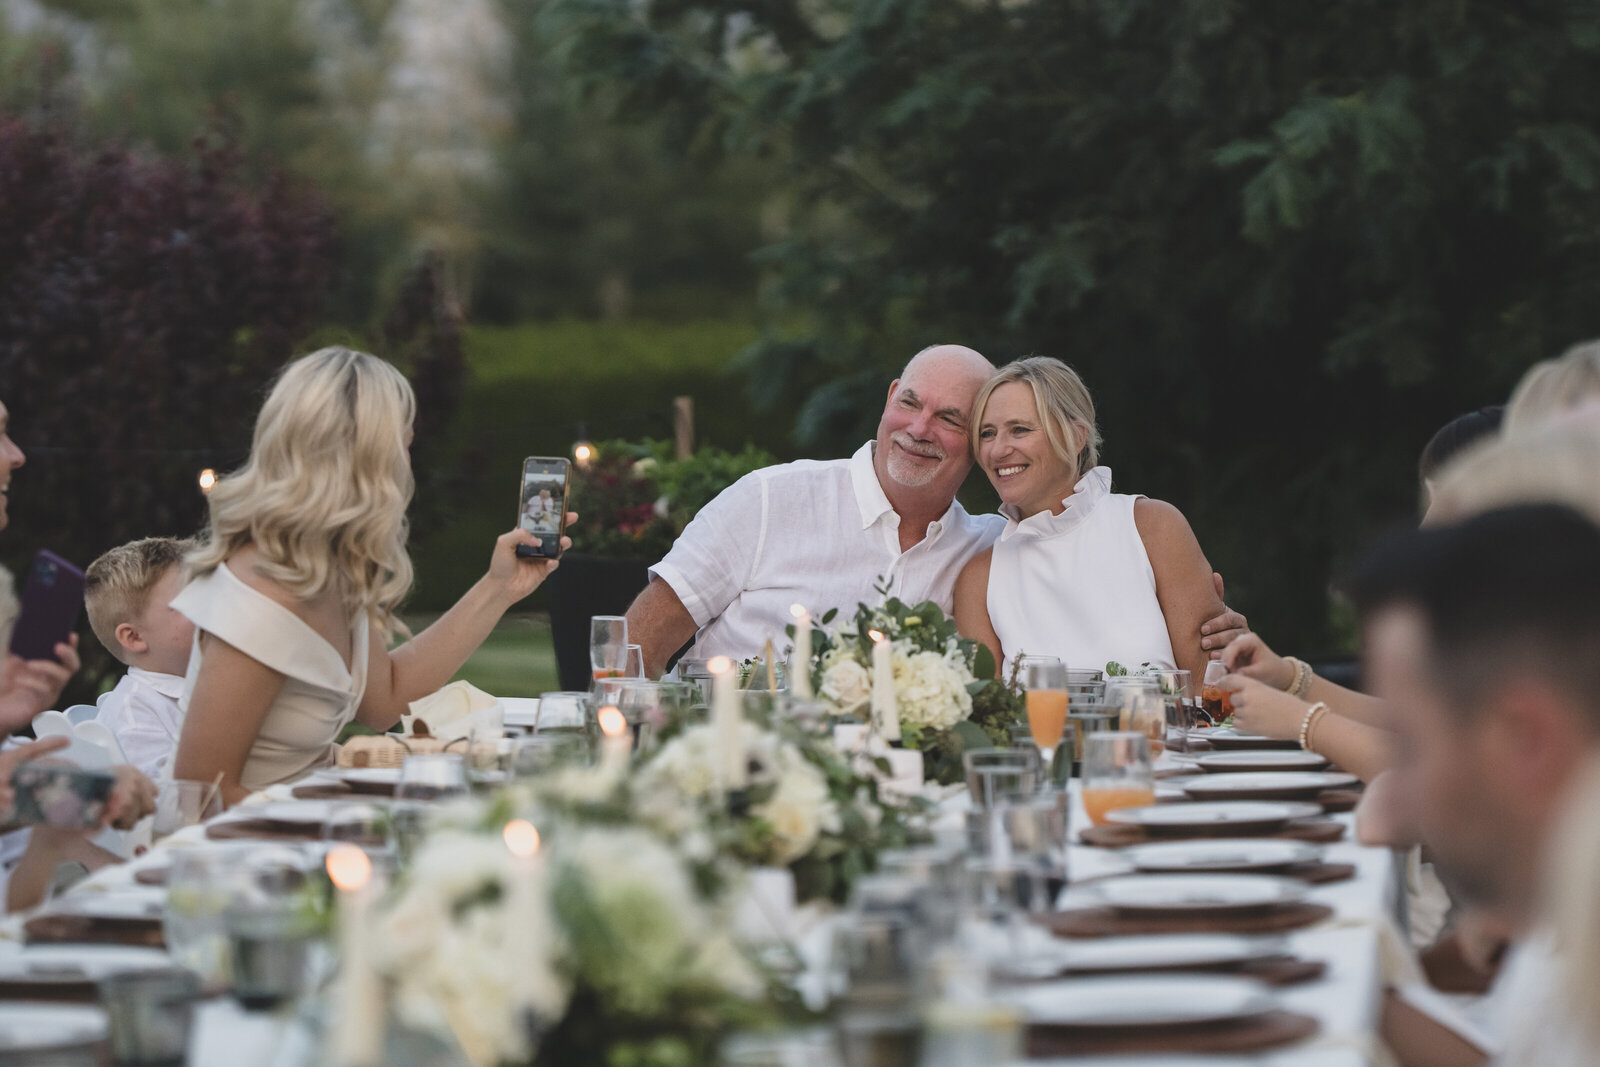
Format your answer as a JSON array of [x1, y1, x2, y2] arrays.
[[9, 549, 86, 661]]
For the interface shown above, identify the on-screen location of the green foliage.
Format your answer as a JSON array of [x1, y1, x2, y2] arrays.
[[539, 0, 1600, 652]]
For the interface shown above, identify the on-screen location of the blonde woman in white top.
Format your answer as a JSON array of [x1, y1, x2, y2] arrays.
[[172, 348, 569, 805], [953, 357, 1223, 681]]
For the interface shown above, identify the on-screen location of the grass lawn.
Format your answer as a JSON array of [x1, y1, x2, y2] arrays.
[[407, 612, 561, 698]]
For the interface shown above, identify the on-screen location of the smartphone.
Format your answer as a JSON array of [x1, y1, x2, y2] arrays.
[[8, 764, 115, 829], [516, 457, 570, 559], [8, 550, 86, 662]]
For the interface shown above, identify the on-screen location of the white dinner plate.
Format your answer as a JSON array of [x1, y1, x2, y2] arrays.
[[340, 768, 401, 790], [1193, 750, 1331, 773], [249, 800, 341, 826], [1105, 800, 1322, 833], [1181, 771, 1359, 800], [500, 697, 541, 728], [1036, 933, 1282, 974], [0, 944, 170, 982], [1191, 727, 1301, 751], [0, 1003, 107, 1052], [1085, 874, 1306, 916], [43, 890, 165, 921], [1118, 838, 1324, 873], [1007, 974, 1277, 1027]]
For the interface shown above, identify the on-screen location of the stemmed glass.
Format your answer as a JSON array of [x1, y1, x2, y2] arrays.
[[1081, 731, 1154, 827], [1018, 656, 1068, 776], [590, 616, 628, 683], [1201, 659, 1233, 726], [623, 643, 646, 679]]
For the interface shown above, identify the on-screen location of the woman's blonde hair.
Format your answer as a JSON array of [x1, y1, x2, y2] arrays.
[[1427, 416, 1600, 529], [970, 356, 1103, 481], [1505, 339, 1600, 436], [188, 347, 416, 637]]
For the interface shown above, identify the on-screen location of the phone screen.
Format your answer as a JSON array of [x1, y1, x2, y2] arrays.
[[517, 457, 570, 559]]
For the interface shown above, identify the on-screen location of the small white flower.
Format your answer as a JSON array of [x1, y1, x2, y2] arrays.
[[821, 659, 872, 714]]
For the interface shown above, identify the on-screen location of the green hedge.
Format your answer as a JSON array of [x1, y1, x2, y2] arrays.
[[407, 319, 798, 611]]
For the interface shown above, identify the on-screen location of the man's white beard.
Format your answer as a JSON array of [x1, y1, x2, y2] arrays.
[[885, 432, 944, 488]]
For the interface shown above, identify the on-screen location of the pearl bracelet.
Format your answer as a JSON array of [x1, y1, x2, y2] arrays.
[[1284, 656, 1313, 698], [1298, 701, 1329, 752]]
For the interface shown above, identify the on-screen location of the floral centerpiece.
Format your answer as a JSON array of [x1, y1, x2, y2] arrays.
[[369, 788, 774, 1067], [800, 593, 1025, 785], [629, 707, 924, 904]]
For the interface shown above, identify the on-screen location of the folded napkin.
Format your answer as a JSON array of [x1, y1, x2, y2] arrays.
[[404, 681, 503, 740]]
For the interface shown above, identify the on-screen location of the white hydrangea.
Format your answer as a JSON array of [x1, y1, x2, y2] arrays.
[[893, 647, 974, 730]]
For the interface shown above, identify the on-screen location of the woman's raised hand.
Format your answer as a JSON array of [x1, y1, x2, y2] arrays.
[[1220, 673, 1310, 741], [485, 513, 578, 606], [1218, 632, 1295, 691]]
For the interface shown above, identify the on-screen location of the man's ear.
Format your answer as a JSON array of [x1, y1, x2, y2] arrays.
[[113, 621, 148, 656], [885, 378, 902, 405], [1486, 680, 1591, 801]]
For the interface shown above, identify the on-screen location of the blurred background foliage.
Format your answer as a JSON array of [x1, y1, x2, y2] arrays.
[[4, 0, 1600, 700]]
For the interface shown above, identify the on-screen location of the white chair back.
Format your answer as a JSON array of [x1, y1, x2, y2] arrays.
[[64, 703, 99, 725], [31, 710, 73, 739]]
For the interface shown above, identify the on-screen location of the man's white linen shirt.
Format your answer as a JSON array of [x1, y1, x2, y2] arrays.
[[651, 442, 1004, 662], [96, 667, 186, 781]]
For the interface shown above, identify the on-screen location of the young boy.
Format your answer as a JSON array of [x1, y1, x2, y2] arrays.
[[85, 537, 195, 780]]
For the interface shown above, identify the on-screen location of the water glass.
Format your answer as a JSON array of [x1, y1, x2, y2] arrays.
[[152, 780, 225, 841], [224, 846, 316, 1011], [624, 643, 646, 678], [1081, 731, 1154, 827], [536, 691, 591, 734], [589, 615, 628, 681], [1124, 693, 1168, 758], [994, 792, 1069, 914], [1148, 668, 1193, 750], [101, 967, 201, 1067], [961, 748, 1039, 809], [511, 733, 589, 777], [392, 754, 469, 861], [165, 846, 244, 990], [322, 802, 388, 852]]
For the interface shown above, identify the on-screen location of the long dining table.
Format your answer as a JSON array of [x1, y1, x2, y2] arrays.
[[0, 755, 1405, 1066]]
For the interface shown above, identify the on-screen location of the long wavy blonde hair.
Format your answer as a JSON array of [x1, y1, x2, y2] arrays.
[[188, 347, 416, 637]]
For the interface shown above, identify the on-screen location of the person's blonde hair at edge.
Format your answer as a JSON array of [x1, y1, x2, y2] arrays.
[[1504, 339, 1600, 436], [971, 356, 1103, 482], [1426, 416, 1600, 529], [187, 347, 416, 639]]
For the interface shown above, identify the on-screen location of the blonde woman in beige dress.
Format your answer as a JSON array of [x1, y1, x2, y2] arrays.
[[171, 348, 570, 806]]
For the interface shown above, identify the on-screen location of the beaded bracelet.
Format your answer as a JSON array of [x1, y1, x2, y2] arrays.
[[1284, 656, 1313, 698], [1298, 701, 1329, 752]]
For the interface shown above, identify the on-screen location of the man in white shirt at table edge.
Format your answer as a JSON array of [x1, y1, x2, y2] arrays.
[[626, 343, 1248, 678]]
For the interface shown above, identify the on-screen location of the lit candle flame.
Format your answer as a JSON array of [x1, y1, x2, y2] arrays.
[[326, 844, 372, 892], [869, 629, 886, 643], [598, 705, 627, 737], [707, 655, 732, 675], [502, 819, 541, 858], [790, 604, 808, 620], [198, 468, 217, 493]]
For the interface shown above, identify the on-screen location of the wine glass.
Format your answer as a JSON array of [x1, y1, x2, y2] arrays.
[[590, 615, 628, 682], [1105, 674, 1161, 730], [1081, 731, 1154, 827], [1201, 659, 1233, 726], [1124, 692, 1168, 758], [1149, 668, 1193, 751], [152, 779, 225, 842], [1018, 656, 1068, 775]]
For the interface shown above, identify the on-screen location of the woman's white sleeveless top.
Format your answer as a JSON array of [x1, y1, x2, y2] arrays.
[[986, 467, 1177, 677]]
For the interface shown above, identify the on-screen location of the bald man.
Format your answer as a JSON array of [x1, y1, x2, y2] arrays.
[[628, 346, 1245, 675]]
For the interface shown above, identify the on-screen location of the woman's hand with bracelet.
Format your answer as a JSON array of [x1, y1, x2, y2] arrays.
[[1221, 673, 1311, 740], [1218, 632, 1296, 691]]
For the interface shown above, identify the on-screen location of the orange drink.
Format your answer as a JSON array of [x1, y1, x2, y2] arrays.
[[1025, 689, 1068, 750], [592, 668, 623, 681], [1082, 786, 1157, 826]]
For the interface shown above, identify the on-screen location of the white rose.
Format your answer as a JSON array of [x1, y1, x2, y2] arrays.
[[821, 659, 872, 714]]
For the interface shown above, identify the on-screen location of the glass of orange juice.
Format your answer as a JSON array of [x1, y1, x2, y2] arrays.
[[1081, 732, 1155, 827], [1020, 655, 1069, 769]]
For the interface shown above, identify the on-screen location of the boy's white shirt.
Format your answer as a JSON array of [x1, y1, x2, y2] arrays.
[[95, 667, 186, 781]]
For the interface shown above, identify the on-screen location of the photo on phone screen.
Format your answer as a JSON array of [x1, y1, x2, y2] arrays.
[[9, 764, 115, 829], [517, 457, 569, 559]]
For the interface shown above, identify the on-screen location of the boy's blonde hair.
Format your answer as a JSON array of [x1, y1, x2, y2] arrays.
[[85, 537, 194, 663], [186, 347, 416, 638]]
